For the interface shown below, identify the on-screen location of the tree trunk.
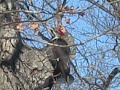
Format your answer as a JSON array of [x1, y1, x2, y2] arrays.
[[0, 1, 53, 90]]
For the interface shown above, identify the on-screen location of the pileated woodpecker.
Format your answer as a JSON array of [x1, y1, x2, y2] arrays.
[[34, 28, 75, 90], [45, 30, 74, 89], [34, 38, 74, 90]]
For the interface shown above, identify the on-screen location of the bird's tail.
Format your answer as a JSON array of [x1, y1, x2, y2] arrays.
[[66, 74, 74, 84]]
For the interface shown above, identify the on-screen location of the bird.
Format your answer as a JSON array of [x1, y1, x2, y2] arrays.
[[38, 27, 75, 90]]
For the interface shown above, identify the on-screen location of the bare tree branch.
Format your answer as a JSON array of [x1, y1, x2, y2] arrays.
[[87, 0, 117, 18], [62, 0, 67, 7], [103, 67, 120, 89]]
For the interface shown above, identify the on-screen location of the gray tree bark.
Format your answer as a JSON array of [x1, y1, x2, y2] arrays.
[[107, 0, 120, 19], [0, 0, 76, 90], [0, 0, 53, 90]]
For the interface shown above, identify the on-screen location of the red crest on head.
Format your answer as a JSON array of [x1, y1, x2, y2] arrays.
[[57, 25, 66, 36]]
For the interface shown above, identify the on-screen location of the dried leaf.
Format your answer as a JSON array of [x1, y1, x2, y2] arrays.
[[16, 23, 23, 30], [62, 6, 69, 11], [30, 22, 39, 30], [69, 6, 76, 13], [65, 18, 70, 24]]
